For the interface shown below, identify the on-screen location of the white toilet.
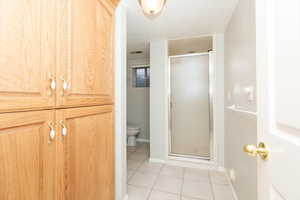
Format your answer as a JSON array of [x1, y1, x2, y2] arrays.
[[127, 125, 140, 147]]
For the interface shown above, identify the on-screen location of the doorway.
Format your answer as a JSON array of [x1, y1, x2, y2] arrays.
[[169, 53, 214, 160]]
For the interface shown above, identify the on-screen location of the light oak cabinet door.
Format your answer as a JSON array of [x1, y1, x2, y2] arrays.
[[0, 0, 56, 112], [56, 106, 115, 200], [0, 110, 56, 200], [57, 0, 115, 108]]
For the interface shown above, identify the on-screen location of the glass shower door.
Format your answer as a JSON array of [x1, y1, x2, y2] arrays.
[[170, 54, 211, 158]]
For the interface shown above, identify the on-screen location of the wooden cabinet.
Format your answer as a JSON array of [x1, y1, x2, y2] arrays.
[[56, 0, 115, 108], [0, 106, 115, 200], [0, 110, 56, 200], [0, 0, 116, 112], [56, 106, 115, 200], [0, 0, 56, 112], [0, 0, 118, 199]]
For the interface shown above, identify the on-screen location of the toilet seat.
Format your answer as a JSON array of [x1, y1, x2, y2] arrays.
[[127, 126, 139, 131]]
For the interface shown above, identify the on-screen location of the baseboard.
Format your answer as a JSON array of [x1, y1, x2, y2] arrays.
[[136, 138, 150, 143], [149, 158, 166, 164], [150, 156, 220, 170]]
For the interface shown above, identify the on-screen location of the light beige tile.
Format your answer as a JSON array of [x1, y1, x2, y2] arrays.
[[213, 184, 235, 200], [160, 165, 184, 178], [210, 170, 227, 177], [136, 142, 149, 148], [148, 190, 180, 200], [210, 170, 230, 185], [153, 175, 183, 194], [182, 180, 213, 200], [135, 144, 148, 151], [128, 185, 151, 200], [127, 146, 137, 152], [210, 175, 230, 185], [136, 144, 149, 151], [138, 161, 163, 174], [128, 171, 158, 188], [128, 151, 149, 162], [181, 196, 203, 200], [127, 170, 135, 181], [184, 168, 209, 182], [127, 151, 133, 157], [127, 159, 144, 170], [136, 147, 149, 153]]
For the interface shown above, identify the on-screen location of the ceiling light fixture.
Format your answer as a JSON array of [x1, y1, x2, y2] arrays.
[[139, 0, 167, 16]]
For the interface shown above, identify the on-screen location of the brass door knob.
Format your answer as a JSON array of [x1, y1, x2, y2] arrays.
[[243, 142, 269, 160]]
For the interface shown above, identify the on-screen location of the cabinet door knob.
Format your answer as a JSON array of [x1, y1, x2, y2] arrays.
[[59, 120, 67, 136], [61, 76, 70, 96], [48, 74, 56, 96], [48, 122, 56, 144]]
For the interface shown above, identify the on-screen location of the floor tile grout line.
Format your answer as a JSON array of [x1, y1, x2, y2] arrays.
[[127, 159, 145, 176], [180, 168, 186, 200], [145, 161, 165, 200], [127, 147, 138, 183], [127, 159, 145, 183], [129, 144, 231, 200], [127, 143, 151, 196], [181, 169, 211, 200], [148, 164, 185, 199], [133, 143, 154, 200], [127, 146, 232, 200], [208, 170, 216, 200], [151, 165, 184, 196]]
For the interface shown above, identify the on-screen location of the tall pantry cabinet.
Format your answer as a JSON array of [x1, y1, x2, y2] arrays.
[[0, 0, 118, 199]]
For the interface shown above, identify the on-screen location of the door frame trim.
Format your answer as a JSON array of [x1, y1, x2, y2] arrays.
[[167, 52, 216, 163], [256, 0, 270, 199], [115, 2, 127, 200], [169, 52, 210, 58]]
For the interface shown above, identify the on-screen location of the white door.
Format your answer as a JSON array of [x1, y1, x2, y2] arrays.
[[170, 54, 210, 158], [255, 0, 300, 199]]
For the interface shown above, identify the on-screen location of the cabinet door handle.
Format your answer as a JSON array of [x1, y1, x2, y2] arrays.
[[48, 74, 56, 96], [61, 76, 70, 96], [59, 120, 67, 137], [48, 122, 56, 144]]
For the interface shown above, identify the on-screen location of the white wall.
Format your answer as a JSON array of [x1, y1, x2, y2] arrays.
[[169, 37, 213, 56], [127, 58, 150, 141], [149, 40, 169, 161], [213, 34, 225, 166], [224, 0, 257, 199]]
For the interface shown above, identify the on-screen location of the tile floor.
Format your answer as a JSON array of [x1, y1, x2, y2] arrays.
[[127, 143, 236, 200]]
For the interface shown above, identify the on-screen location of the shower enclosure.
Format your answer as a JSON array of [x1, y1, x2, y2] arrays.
[[169, 53, 214, 160]]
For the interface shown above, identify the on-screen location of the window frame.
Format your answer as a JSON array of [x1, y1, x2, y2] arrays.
[[131, 65, 150, 88]]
